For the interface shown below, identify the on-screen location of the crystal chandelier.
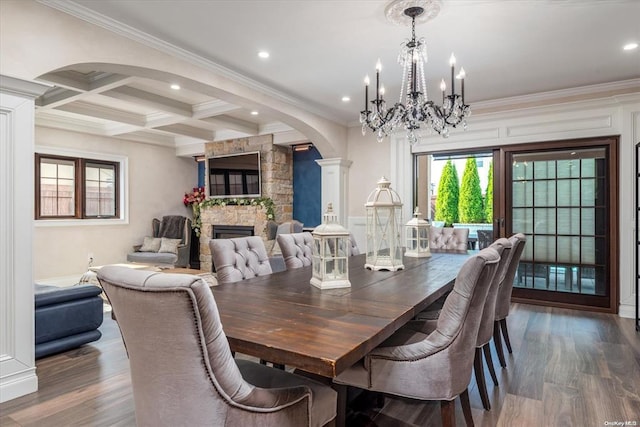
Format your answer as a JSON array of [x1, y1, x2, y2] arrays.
[[360, 2, 470, 144]]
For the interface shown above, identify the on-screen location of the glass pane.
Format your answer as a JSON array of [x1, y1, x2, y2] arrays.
[[534, 161, 555, 179], [85, 166, 99, 181], [581, 158, 595, 177], [534, 181, 555, 206], [534, 208, 556, 234], [581, 179, 595, 206], [581, 237, 595, 264], [57, 163, 74, 179], [581, 208, 595, 236], [557, 208, 580, 236], [557, 236, 580, 264], [557, 160, 572, 178], [557, 179, 581, 206], [512, 208, 533, 234], [534, 236, 555, 262], [40, 162, 57, 178]]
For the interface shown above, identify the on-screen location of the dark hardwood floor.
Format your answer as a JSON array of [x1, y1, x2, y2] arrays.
[[1, 303, 638, 426]]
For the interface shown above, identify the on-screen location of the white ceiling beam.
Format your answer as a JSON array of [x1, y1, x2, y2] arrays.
[[155, 123, 214, 140], [37, 72, 90, 92], [103, 86, 193, 116], [56, 101, 146, 126], [200, 115, 258, 135], [36, 88, 82, 108], [273, 130, 308, 145], [192, 99, 242, 119], [113, 130, 176, 147]]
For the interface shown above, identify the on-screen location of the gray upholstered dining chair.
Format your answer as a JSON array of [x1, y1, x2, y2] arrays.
[[473, 237, 512, 411], [493, 233, 527, 367], [333, 247, 500, 427], [210, 236, 273, 284], [429, 226, 470, 251], [97, 266, 336, 427], [277, 232, 314, 270], [346, 232, 360, 256]]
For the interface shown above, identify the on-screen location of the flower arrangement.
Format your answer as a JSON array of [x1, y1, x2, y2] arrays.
[[183, 187, 206, 236], [183, 187, 275, 237], [183, 187, 206, 206]]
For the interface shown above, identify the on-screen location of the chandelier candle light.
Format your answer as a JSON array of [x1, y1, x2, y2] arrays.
[[360, 0, 470, 144]]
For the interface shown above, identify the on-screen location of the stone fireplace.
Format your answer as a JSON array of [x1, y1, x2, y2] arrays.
[[199, 134, 293, 272]]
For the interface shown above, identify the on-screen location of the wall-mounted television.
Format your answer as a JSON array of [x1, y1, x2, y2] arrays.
[[208, 151, 261, 198]]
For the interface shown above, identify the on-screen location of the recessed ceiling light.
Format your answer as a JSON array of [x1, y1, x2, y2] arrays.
[[341, 96, 351, 102], [258, 51, 270, 59], [623, 42, 638, 51], [170, 84, 181, 90], [250, 111, 259, 116]]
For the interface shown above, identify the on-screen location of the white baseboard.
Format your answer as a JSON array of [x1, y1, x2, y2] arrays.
[[618, 304, 636, 319], [0, 367, 38, 403]]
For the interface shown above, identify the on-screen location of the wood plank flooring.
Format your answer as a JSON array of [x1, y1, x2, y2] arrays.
[[1, 303, 638, 426]]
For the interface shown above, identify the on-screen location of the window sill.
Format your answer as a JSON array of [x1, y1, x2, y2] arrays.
[[35, 217, 128, 227]]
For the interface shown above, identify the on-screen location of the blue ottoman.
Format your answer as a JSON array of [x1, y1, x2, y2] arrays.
[[35, 284, 104, 359]]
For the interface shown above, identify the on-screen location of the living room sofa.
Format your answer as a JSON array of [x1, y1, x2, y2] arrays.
[[35, 284, 104, 358]]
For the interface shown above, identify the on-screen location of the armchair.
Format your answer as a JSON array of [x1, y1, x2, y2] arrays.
[[97, 266, 336, 427], [334, 248, 500, 427], [127, 216, 191, 267]]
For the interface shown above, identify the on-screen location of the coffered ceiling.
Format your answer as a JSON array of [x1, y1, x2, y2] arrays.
[[36, 0, 640, 149]]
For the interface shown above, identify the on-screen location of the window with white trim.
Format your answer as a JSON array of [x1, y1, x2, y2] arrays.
[[35, 153, 120, 219]]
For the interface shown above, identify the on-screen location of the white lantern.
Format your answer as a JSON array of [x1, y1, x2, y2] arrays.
[[365, 177, 404, 271], [405, 207, 431, 258], [311, 203, 351, 289]]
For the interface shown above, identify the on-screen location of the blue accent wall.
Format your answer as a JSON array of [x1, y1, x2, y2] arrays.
[[198, 160, 206, 188], [293, 146, 322, 227]]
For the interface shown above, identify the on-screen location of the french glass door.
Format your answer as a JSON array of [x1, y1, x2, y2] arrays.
[[505, 137, 618, 311]]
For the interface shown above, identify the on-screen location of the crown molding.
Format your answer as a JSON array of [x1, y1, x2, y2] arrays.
[[1, 75, 50, 98], [472, 78, 640, 111], [38, 0, 346, 125]]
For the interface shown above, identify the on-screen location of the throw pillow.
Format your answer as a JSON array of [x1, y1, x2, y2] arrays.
[[159, 237, 182, 254], [139, 236, 161, 252]]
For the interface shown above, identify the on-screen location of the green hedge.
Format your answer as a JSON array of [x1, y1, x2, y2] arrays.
[[435, 159, 459, 226], [459, 158, 485, 223]]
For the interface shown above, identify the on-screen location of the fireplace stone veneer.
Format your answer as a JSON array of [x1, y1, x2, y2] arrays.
[[199, 205, 270, 272]]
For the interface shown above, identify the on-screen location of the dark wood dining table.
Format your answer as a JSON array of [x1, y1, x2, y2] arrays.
[[210, 250, 471, 379]]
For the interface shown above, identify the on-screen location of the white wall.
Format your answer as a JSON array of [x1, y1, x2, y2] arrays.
[[34, 127, 197, 280], [346, 88, 640, 317]]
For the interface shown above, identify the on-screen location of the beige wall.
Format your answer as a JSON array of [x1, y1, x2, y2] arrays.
[[34, 127, 196, 280], [346, 126, 389, 217]]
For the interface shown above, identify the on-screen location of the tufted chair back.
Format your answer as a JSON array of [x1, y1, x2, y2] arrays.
[[97, 266, 336, 427], [210, 236, 273, 284], [277, 232, 314, 270], [334, 248, 500, 404], [494, 233, 527, 321], [477, 238, 512, 347], [429, 227, 470, 251]]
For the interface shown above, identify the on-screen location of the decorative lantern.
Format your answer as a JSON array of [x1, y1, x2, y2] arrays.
[[365, 177, 404, 271], [311, 203, 351, 289], [405, 207, 431, 258]]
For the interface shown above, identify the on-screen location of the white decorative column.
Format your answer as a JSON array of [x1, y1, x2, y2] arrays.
[[316, 158, 352, 227], [389, 133, 415, 223], [0, 75, 49, 402]]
